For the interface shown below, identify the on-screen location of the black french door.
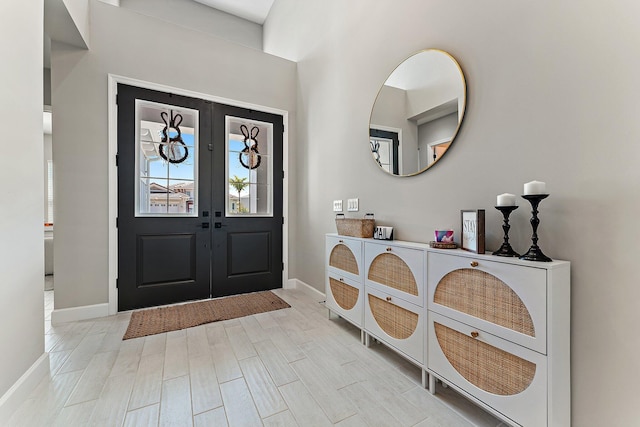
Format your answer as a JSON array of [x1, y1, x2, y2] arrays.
[[117, 84, 283, 311]]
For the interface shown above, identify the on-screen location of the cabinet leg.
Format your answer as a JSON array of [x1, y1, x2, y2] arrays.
[[428, 374, 436, 395], [364, 332, 371, 347], [421, 370, 427, 389]]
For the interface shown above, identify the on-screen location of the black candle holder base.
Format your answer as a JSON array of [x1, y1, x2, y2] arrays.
[[492, 205, 520, 257], [493, 244, 521, 257], [519, 246, 552, 262], [519, 194, 553, 262]]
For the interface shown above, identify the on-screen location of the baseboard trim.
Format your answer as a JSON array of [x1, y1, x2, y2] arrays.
[[0, 353, 50, 423], [51, 303, 109, 325], [286, 278, 326, 301]]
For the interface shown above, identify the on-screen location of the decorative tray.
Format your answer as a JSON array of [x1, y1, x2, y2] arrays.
[[429, 241, 458, 249]]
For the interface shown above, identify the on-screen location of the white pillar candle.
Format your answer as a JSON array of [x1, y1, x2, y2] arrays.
[[523, 180, 546, 195], [496, 193, 517, 206]]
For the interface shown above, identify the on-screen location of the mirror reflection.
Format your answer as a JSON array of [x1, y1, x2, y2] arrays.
[[370, 49, 466, 176]]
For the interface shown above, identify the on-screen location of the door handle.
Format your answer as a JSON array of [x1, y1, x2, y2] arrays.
[[200, 222, 210, 229], [215, 222, 222, 228]]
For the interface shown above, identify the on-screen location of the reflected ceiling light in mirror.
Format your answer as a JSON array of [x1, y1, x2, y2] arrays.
[[369, 49, 466, 177]]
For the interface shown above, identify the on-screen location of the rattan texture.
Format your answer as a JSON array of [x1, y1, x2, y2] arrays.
[[367, 253, 419, 296], [368, 295, 418, 340], [122, 291, 290, 340], [434, 268, 535, 337], [329, 278, 359, 310], [335, 218, 375, 238], [434, 323, 536, 395], [329, 244, 359, 275]]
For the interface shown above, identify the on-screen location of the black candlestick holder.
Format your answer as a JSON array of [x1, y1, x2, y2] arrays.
[[520, 194, 552, 262], [493, 205, 520, 257]]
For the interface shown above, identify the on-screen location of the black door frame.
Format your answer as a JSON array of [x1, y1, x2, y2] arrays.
[[107, 76, 289, 314]]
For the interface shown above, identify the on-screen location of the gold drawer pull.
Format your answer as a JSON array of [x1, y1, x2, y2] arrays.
[[470, 331, 479, 338], [386, 296, 392, 302], [386, 247, 392, 252], [470, 261, 479, 267]]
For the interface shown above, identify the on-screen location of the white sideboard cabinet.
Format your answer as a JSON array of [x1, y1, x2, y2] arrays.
[[325, 235, 364, 329], [427, 250, 570, 427], [325, 234, 429, 384], [324, 234, 570, 427], [363, 240, 426, 365]]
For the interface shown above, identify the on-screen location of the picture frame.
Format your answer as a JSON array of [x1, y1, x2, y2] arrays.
[[460, 209, 485, 254]]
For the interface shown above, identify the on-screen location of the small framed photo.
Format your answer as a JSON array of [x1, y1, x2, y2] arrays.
[[461, 210, 485, 254]]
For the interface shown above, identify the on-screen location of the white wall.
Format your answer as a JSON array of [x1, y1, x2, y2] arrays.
[[51, 0, 296, 310], [265, 0, 640, 425], [62, 0, 90, 46], [121, 0, 263, 50], [0, 0, 44, 397]]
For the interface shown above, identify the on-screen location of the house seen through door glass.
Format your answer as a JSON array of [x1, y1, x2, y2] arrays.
[[226, 116, 273, 217], [135, 100, 199, 217]]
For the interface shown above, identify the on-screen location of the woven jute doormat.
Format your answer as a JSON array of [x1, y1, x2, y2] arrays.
[[122, 291, 290, 340]]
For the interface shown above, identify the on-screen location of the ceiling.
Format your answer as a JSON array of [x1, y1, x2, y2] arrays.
[[192, 0, 275, 24]]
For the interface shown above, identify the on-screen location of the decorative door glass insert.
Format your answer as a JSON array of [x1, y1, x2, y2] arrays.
[[225, 116, 273, 216], [135, 100, 198, 217]]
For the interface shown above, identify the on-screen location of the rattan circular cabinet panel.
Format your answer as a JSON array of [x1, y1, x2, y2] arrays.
[[329, 244, 359, 276], [329, 278, 359, 310], [434, 268, 535, 337], [367, 253, 419, 296], [434, 323, 536, 395], [368, 294, 418, 339]]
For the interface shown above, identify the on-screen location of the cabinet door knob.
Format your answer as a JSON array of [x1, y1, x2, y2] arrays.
[[470, 261, 479, 267], [386, 247, 392, 252], [339, 277, 344, 282], [338, 240, 344, 243], [470, 331, 479, 338], [386, 296, 392, 302]]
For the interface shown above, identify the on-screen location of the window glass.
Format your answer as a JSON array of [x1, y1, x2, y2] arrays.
[[225, 117, 272, 216], [135, 100, 198, 216]]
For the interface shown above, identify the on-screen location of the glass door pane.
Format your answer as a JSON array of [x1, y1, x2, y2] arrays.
[[135, 100, 198, 217], [225, 116, 273, 217]]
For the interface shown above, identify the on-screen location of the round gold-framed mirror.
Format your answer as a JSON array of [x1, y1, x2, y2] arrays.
[[369, 49, 466, 176]]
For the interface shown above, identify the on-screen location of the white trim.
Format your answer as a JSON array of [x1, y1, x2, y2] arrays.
[[370, 123, 402, 137], [0, 353, 50, 423], [286, 278, 326, 301], [108, 74, 290, 315], [51, 303, 110, 325], [426, 137, 452, 148]]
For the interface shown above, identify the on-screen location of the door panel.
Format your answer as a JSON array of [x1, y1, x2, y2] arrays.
[[137, 234, 197, 286], [228, 232, 271, 276], [118, 84, 212, 311], [212, 105, 283, 297]]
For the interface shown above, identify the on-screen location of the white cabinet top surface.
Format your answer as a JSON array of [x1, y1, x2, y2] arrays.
[[327, 233, 569, 270]]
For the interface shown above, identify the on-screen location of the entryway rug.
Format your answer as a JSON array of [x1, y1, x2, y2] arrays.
[[122, 291, 290, 340]]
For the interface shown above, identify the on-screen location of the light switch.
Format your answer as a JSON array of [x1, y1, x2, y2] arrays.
[[347, 198, 359, 212], [333, 200, 343, 212]]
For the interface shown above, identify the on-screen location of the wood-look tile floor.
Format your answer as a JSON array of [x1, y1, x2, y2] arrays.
[[9, 286, 506, 426]]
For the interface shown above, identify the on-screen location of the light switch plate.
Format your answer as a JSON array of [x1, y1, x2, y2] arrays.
[[333, 200, 343, 212], [347, 198, 359, 212]]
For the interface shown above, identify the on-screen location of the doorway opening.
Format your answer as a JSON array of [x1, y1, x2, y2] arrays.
[[116, 84, 285, 311]]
